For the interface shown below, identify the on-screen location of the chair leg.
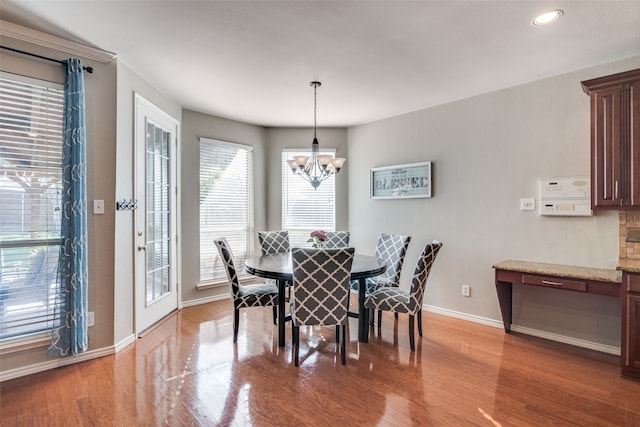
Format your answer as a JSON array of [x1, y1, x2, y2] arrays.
[[294, 325, 300, 366], [341, 324, 346, 365], [291, 320, 298, 346], [369, 308, 375, 326], [233, 308, 240, 343], [335, 325, 340, 343], [377, 310, 382, 329], [408, 314, 415, 351], [394, 312, 399, 319], [417, 310, 423, 337], [272, 306, 277, 325]]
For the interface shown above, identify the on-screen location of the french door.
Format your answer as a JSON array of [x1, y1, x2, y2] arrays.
[[134, 94, 179, 334]]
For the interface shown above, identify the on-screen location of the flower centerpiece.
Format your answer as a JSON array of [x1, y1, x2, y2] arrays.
[[308, 230, 328, 248]]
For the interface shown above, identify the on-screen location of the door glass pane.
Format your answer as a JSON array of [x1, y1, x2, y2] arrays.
[[145, 120, 172, 305]]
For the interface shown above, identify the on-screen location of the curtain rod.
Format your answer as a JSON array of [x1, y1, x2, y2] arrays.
[[0, 45, 94, 73]]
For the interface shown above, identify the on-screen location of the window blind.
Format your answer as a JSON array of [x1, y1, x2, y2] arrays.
[[281, 149, 336, 247], [0, 72, 64, 340], [199, 138, 253, 284]]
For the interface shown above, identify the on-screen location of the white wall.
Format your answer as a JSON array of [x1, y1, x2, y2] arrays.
[[114, 61, 182, 344], [348, 56, 640, 349]]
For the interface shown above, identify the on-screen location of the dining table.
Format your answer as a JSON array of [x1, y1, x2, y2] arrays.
[[244, 252, 386, 347]]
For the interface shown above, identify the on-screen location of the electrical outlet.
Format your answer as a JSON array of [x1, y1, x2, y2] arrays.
[[87, 311, 95, 327], [462, 284, 471, 297]]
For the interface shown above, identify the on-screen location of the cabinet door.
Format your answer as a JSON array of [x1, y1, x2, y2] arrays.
[[627, 293, 640, 371], [591, 87, 623, 207], [630, 81, 640, 206]]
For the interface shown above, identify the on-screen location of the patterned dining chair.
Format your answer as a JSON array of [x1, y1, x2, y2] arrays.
[[348, 233, 411, 320], [214, 238, 279, 343], [290, 247, 355, 366], [258, 230, 292, 297], [324, 231, 350, 248], [364, 240, 442, 351], [257, 231, 290, 255]]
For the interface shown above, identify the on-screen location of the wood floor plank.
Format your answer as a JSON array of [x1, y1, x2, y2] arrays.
[[1, 301, 640, 426]]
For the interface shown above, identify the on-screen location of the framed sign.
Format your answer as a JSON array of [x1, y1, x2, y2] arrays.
[[370, 161, 432, 199]]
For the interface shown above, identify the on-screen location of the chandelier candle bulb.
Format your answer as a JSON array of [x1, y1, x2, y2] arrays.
[[294, 155, 309, 167], [317, 155, 332, 165], [331, 158, 346, 171]]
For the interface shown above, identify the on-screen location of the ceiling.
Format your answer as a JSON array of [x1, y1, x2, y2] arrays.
[[1, 1, 640, 128]]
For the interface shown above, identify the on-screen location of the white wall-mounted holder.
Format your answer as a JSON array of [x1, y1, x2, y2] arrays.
[[116, 198, 138, 211], [539, 177, 592, 216]]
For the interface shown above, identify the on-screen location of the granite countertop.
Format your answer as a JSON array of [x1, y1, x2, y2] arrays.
[[616, 259, 640, 274], [492, 260, 622, 283]]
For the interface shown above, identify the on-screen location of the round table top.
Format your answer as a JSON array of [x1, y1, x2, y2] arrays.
[[245, 252, 386, 281]]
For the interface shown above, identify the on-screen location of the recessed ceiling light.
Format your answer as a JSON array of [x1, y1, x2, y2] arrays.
[[532, 9, 563, 26]]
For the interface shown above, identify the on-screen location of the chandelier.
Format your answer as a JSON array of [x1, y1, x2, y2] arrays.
[[286, 81, 346, 189]]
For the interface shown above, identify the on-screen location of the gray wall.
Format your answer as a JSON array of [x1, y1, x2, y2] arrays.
[[2, 25, 638, 377], [0, 39, 117, 371], [177, 121, 348, 304], [264, 128, 349, 231], [180, 109, 268, 303], [348, 55, 640, 350]]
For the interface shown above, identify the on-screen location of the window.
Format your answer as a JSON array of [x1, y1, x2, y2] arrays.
[[0, 72, 64, 340], [199, 138, 253, 284], [281, 149, 336, 247]]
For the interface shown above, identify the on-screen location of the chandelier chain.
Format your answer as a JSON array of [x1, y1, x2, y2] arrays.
[[313, 83, 318, 139]]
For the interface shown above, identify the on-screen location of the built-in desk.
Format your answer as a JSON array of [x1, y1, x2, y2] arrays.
[[492, 260, 640, 381], [493, 260, 621, 333]]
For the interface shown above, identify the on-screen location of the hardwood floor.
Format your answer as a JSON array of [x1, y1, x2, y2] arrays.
[[1, 300, 639, 426]]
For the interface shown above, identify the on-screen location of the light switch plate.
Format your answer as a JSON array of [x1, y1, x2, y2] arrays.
[[93, 199, 105, 215], [520, 198, 535, 211]]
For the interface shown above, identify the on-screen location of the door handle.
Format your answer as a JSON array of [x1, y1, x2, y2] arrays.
[[138, 245, 147, 251]]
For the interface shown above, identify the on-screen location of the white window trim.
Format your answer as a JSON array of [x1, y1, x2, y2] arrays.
[[198, 138, 254, 287]]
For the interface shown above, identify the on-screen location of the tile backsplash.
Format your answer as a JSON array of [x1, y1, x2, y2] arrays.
[[619, 212, 640, 260]]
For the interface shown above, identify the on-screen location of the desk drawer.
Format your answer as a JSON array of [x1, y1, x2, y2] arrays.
[[627, 273, 640, 293], [522, 274, 587, 292]]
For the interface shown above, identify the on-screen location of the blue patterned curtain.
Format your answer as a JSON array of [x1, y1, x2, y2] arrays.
[[49, 58, 88, 356]]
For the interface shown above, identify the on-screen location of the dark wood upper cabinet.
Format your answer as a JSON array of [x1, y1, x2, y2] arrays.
[[582, 69, 640, 209]]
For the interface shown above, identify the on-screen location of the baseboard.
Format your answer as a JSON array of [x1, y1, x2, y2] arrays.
[[181, 293, 230, 308], [423, 304, 504, 329], [423, 304, 621, 356], [510, 325, 621, 356], [0, 346, 115, 382], [114, 334, 136, 353]]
